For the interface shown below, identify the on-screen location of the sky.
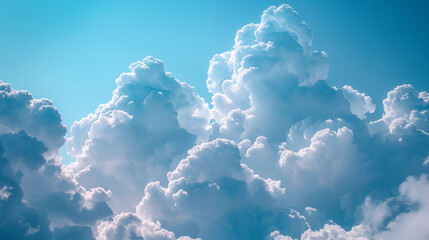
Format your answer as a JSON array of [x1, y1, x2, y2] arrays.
[[1, 1, 429, 240]]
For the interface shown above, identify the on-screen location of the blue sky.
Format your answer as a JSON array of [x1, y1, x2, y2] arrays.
[[1, 0, 428, 130]]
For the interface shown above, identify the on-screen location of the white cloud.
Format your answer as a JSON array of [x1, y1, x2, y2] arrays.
[[0, 185, 12, 200], [373, 174, 429, 240], [1, 3, 429, 240], [85, 4, 429, 239], [300, 224, 371, 240], [0, 81, 66, 157], [96, 212, 196, 240], [135, 139, 307, 239], [341, 85, 375, 119], [270, 174, 429, 240], [0, 81, 113, 239], [67, 57, 211, 213], [370, 84, 429, 136], [207, 4, 348, 143]]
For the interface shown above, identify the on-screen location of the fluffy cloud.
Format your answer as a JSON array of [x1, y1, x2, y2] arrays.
[[207, 4, 354, 143], [0, 82, 113, 239], [341, 85, 375, 119], [134, 139, 309, 239], [372, 174, 429, 240], [0, 81, 66, 156], [2, 2, 429, 240], [205, 3, 429, 237], [370, 84, 429, 136], [271, 224, 371, 240], [271, 174, 429, 240], [268, 85, 428, 225], [0, 145, 52, 240], [96, 212, 198, 240], [70, 3, 428, 239], [66, 57, 211, 213]]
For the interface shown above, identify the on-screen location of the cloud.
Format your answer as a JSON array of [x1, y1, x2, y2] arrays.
[[372, 174, 429, 240], [53, 226, 95, 240], [96, 212, 197, 240], [0, 130, 112, 228], [204, 3, 429, 237], [0, 185, 12, 200], [0, 82, 113, 239], [0, 81, 66, 155], [1, 2, 429, 240], [271, 174, 429, 240], [207, 4, 348, 143], [66, 56, 211, 214], [341, 85, 375, 119], [370, 84, 429, 136], [0, 142, 53, 240], [64, 3, 428, 239], [294, 224, 370, 240], [267, 84, 428, 224], [132, 139, 310, 239]]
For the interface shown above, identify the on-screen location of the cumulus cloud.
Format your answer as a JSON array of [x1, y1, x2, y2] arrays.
[[2, 2, 429, 240], [66, 56, 211, 213], [0, 81, 113, 239], [204, 3, 428, 237], [341, 85, 375, 119], [372, 174, 429, 240], [207, 4, 354, 143], [67, 3, 428, 239], [370, 84, 429, 136], [134, 139, 308, 239], [0, 81, 66, 155], [96, 212, 198, 240], [272, 174, 429, 240]]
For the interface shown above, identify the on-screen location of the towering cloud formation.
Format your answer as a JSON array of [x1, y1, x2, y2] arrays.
[[67, 57, 210, 213], [68, 4, 428, 240], [208, 5, 345, 143], [1, 3, 428, 240]]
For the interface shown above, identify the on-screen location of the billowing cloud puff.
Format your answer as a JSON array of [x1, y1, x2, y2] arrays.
[[0, 81, 66, 155], [0, 82, 113, 239], [67, 56, 211, 213], [203, 3, 429, 237], [370, 84, 429, 136], [96, 212, 198, 240], [66, 3, 428, 240], [341, 85, 375, 119], [206, 5, 358, 143], [372, 174, 429, 240], [0, 144, 53, 240], [271, 174, 429, 240], [133, 139, 310, 239], [0, 132, 112, 239], [279, 127, 362, 210], [270, 224, 371, 240], [267, 88, 428, 225]]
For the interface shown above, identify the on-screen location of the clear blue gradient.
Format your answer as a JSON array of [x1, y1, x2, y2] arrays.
[[1, 0, 428, 130]]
